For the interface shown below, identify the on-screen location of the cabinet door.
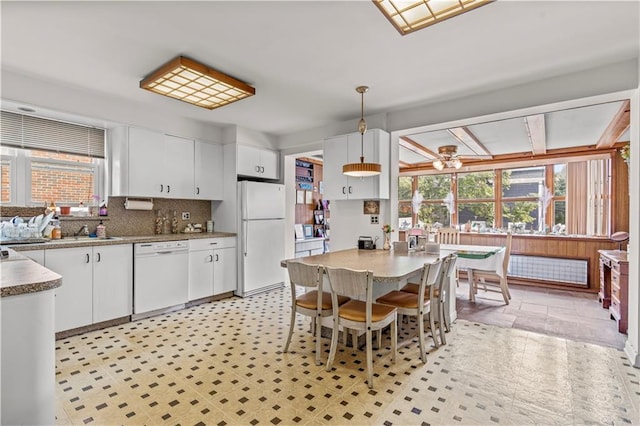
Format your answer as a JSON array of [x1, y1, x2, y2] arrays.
[[45, 247, 93, 332], [128, 127, 165, 197], [194, 141, 223, 200], [19, 249, 45, 265], [347, 131, 377, 199], [164, 135, 194, 199], [237, 145, 262, 177], [188, 249, 215, 300], [213, 247, 237, 295], [259, 148, 279, 180], [322, 135, 349, 200], [93, 245, 133, 323]]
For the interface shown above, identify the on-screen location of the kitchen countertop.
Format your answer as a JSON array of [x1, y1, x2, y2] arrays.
[[1, 249, 62, 297], [8, 232, 237, 251]]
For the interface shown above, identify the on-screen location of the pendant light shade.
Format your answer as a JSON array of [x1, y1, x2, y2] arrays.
[[342, 86, 382, 177]]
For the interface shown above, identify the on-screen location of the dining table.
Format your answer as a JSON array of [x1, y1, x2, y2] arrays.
[[281, 243, 505, 326]]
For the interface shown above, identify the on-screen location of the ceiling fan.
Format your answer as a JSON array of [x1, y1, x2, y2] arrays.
[[432, 145, 491, 170]]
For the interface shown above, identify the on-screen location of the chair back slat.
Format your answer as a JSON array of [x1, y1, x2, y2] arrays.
[[287, 261, 322, 289], [419, 258, 442, 301], [436, 227, 460, 244], [325, 267, 371, 301]]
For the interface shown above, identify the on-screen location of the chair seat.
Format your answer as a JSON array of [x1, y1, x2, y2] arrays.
[[339, 300, 396, 322], [400, 283, 440, 299], [376, 290, 427, 309], [296, 291, 350, 310]]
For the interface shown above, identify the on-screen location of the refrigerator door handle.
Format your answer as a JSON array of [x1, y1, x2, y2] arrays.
[[243, 220, 248, 257]]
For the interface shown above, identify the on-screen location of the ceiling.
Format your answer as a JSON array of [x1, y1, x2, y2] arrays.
[[1, 1, 638, 156]]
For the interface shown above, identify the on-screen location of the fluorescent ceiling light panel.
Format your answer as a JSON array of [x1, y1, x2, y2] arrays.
[[140, 56, 255, 110], [373, 0, 494, 35]]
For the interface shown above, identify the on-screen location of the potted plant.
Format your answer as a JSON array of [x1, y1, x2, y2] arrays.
[[620, 143, 630, 165]]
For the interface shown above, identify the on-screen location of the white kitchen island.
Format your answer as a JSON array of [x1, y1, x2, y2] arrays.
[[1, 248, 61, 425]]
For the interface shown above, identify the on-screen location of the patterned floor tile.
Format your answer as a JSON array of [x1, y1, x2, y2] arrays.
[[53, 286, 638, 425]]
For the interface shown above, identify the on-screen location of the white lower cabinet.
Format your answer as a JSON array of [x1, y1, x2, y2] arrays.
[[92, 245, 133, 323], [45, 244, 132, 332], [188, 237, 237, 300], [18, 249, 45, 265]]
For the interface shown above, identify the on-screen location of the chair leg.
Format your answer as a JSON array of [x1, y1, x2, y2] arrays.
[[366, 329, 373, 389], [417, 311, 427, 363], [390, 317, 397, 364], [326, 318, 339, 372], [500, 278, 510, 305], [314, 314, 322, 366], [428, 311, 439, 348], [284, 304, 297, 353], [438, 303, 447, 345], [376, 328, 382, 349], [468, 270, 476, 302], [352, 329, 358, 349], [443, 300, 451, 333]]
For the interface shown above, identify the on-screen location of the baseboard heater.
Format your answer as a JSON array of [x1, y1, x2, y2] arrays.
[[508, 255, 588, 287]]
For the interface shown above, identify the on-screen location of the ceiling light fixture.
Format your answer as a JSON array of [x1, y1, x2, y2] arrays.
[[373, 0, 494, 36], [433, 145, 463, 170], [140, 56, 255, 110], [343, 86, 382, 177]]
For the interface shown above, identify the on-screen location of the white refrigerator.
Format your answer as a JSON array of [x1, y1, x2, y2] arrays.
[[236, 180, 286, 297]]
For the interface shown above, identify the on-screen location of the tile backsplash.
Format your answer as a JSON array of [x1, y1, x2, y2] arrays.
[[1, 197, 212, 237]]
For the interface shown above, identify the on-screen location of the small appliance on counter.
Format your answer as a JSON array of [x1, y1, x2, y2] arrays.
[[358, 236, 375, 250]]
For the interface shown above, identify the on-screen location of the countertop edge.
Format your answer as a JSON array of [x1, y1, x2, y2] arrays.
[[9, 232, 237, 251], [1, 250, 63, 297]]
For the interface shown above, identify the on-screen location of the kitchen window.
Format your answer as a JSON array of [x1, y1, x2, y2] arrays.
[[0, 111, 105, 206]]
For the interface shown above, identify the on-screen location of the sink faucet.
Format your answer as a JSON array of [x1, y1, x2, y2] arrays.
[[75, 224, 90, 236]]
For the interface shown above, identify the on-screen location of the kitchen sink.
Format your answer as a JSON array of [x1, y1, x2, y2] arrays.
[[46, 236, 122, 244]]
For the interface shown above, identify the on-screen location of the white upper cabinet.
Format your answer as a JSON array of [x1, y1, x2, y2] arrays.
[[194, 141, 223, 200], [237, 145, 279, 180], [323, 129, 390, 200], [163, 134, 195, 199], [110, 126, 223, 199]]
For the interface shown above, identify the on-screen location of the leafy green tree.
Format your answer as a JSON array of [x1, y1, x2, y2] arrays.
[[398, 176, 412, 201], [457, 171, 496, 223], [503, 201, 538, 224]]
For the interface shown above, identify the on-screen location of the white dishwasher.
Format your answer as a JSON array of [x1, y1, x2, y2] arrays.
[[134, 240, 188, 317]]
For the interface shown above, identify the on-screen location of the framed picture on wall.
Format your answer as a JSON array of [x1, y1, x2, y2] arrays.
[[295, 224, 304, 240], [296, 190, 304, 204], [363, 200, 380, 214], [303, 224, 314, 239]]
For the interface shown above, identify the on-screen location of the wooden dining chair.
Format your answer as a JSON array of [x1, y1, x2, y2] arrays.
[[376, 259, 442, 363], [324, 267, 397, 389], [436, 227, 460, 244], [435, 253, 458, 341], [436, 227, 461, 287], [469, 232, 513, 304], [283, 261, 350, 366]]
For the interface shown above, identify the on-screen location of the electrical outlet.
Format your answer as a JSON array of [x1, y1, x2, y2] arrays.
[[182, 212, 190, 220], [370, 215, 379, 224]]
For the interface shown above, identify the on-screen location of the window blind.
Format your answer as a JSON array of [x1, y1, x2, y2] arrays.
[[0, 111, 105, 158]]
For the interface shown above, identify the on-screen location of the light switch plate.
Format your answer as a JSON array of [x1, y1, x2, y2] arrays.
[[370, 215, 379, 224]]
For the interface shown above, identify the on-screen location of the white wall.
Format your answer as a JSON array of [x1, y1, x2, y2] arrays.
[[330, 200, 391, 251]]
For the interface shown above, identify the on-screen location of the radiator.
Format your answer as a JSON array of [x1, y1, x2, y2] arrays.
[[508, 255, 588, 287]]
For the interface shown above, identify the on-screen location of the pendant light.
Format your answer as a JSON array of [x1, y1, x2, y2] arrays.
[[342, 86, 382, 177]]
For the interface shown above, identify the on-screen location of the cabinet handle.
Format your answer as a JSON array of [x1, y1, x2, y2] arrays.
[[85, 253, 90, 263], [260, 166, 265, 173], [348, 186, 352, 194], [196, 187, 200, 195], [207, 254, 213, 263], [342, 186, 346, 195], [96, 252, 101, 262], [215, 254, 219, 262], [255, 165, 260, 173], [167, 185, 171, 193], [160, 184, 164, 193], [210, 242, 218, 245]]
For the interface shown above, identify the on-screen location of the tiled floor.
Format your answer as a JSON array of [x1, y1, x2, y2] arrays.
[[55, 286, 639, 426], [456, 280, 628, 349]]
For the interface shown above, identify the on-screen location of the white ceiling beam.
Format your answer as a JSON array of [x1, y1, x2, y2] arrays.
[[596, 99, 631, 148], [448, 127, 491, 156], [524, 114, 546, 155]]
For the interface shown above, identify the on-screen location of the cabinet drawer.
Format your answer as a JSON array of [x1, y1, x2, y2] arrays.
[[189, 237, 236, 251]]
